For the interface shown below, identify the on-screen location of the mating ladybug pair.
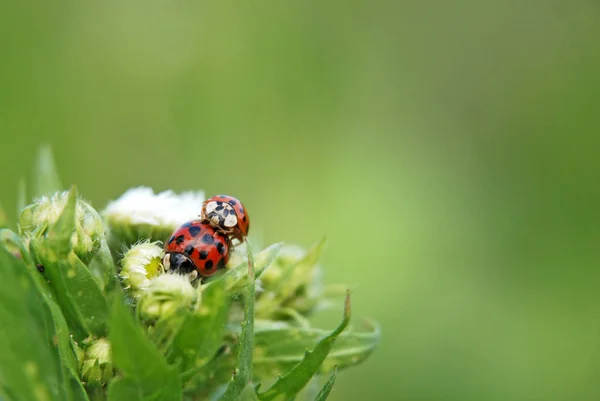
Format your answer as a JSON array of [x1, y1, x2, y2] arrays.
[[163, 195, 249, 281]]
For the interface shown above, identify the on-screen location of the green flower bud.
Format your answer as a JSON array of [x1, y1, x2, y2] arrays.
[[102, 187, 204, 250], [259, 244, 305, 287], [256, 243, 324, 318], [0, 229, 26, 260], [119, 241, 164, 298], [19, 191, 104, 264], [81, 338, 113, 386], [137, 274, 198, 323], [286, 263, 324, 315]]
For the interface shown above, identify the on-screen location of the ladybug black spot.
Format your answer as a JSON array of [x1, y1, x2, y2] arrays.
[[223, 209, 229, 217], [188, 225, 201, 237], [202, 234, 214, 245], [216, 205, 224, 211], [228, 200, 237, 206], [216, 242, 225, 255], [184, 244, 195, 256], [243, 216, 247, 222], [175, 235, 185, 245], [199, 250, 208, 260], [239, 207, 244, 214], [205, 260, 214, 270], [216, 201, 223, 206], [182, 221, 193, 228]]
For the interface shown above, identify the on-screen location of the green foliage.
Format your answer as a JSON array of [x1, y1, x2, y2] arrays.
[[0, 148, 380, 400], [108, 295, 182, 401], [214, 242, 283, 294], [167, 279, 231, 376], [252, 318, 379, 379], [0, 247, 69, 401], [314, 368, 337, 401], [257, 293, 350, 401], [221, 243, 257, 401]]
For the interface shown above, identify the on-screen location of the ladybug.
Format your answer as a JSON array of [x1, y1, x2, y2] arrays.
[[201, 195, 249, 242], [163, 220, 231, 280]]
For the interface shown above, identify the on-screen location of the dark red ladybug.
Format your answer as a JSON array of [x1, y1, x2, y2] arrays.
[[163, 220, 231, 280]]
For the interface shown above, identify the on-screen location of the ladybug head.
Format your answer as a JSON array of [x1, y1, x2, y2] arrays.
[[204, 201, 238, 229], [163, 253, 198, 281], [207, 214, 223, 227]]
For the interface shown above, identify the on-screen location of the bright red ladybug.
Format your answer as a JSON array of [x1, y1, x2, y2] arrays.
[[163, 220, 231, 280], [201, 195, 249, 242]]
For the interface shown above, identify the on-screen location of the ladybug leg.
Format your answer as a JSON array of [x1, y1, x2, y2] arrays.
[[234, 232, 244, 244], [187, 270, 198, 281]]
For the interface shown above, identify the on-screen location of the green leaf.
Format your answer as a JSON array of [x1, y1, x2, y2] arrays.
[[67, 372, 90, 401], [29, 238, 90, 341], [1, 229, 87, 400], [88, 238, 118, 294], [314, 368, 337, 401], [46, 298, 80, 377], [107, 377, 143, 401], [108, 294, 182, 401], [221, 243, 257, 401], [65, 252, 109, 337], [0, 247, 68, 401], [169, 278, 231, 378], [258, 291, 351, 401], [33, 145, 63, 199], [252, 318, 379, 379], [240, 384, 260, 401], [31, 241, 109, 340], [213, 242, 282, 293]]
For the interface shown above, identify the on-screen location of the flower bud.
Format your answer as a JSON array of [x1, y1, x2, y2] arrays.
[[0, 229, 25, 260], [137, 274, 197, 323], [256, 243, 324, 318], [102, 187, 204, 250], [81, 338, 113, 386], [19, 191, 104, 264], [119, 241, 164, 298], [259, 244, 305, 288]]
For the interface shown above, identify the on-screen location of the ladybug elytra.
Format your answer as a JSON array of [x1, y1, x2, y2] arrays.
[[163, 220, 231, 280]]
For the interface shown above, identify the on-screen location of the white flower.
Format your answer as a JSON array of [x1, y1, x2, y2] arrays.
[[119, 241, 164, 297], [104, 187, 204, 227], [102, 187, 204, 246]]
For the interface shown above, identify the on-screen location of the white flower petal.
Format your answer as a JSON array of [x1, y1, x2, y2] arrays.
[[103, 186, 204, 228]]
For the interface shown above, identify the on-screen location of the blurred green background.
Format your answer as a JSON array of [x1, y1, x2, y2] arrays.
[[1, 1, 599, 400]]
